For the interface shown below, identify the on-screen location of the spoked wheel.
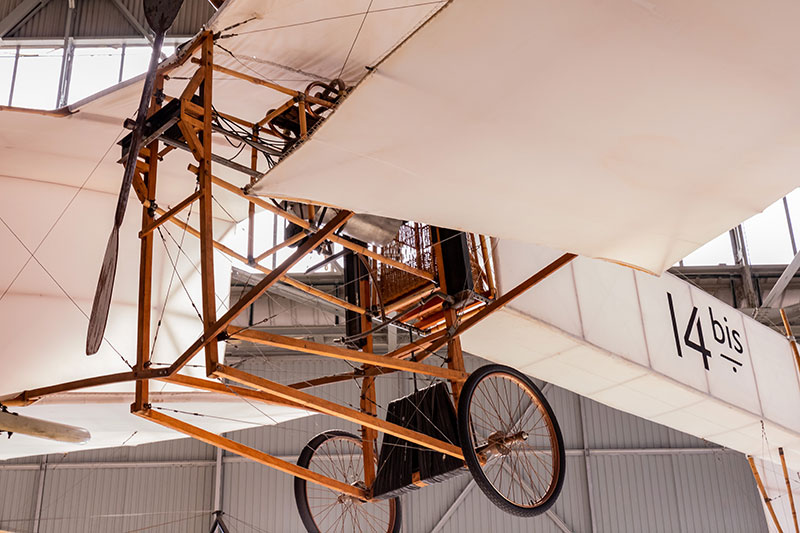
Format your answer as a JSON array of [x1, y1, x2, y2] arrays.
[[457, 364, 565, 517], [295, 430, 402, 533]]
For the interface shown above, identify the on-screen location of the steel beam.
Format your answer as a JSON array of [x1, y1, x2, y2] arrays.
[[546, 509, 574, 533], [109, 0, 154, 43], [32, 456, 46, 533], [0, 0, 52, 40], [429, 480, 475, 533], [760, 249, 800, 309]]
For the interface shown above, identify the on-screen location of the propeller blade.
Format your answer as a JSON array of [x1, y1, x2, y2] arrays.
[[144, 0, 185, 34], [0, 411, 91, 444], [86, 0, 185, 354], [86, 225, 118, 355]]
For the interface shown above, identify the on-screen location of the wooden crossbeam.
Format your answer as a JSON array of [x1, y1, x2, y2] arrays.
[[228, 328, 468, 381], [167, 210, 353, 374], [139, 190, 202, 238], [137, 409, 365, 499], [156, 207, 364, 315], [214, 364, 465, 460], [157, 374, 309, 411]]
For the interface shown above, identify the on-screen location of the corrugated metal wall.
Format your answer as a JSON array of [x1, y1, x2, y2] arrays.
[[1, 0, 212, 40], [0, 354, 768, 533]]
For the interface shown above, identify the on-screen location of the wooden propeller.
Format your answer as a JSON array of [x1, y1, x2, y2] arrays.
[[87, 0, 185, 355]]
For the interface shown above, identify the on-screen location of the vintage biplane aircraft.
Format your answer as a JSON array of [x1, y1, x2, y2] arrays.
[[2, 0, 800, 530]]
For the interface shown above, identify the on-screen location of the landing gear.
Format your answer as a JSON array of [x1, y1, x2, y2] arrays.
[[457, 364, 565, 517], [295, 431, 402, 533]]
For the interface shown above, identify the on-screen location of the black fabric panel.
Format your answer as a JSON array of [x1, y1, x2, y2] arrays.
[[372, 382, 465, 499]]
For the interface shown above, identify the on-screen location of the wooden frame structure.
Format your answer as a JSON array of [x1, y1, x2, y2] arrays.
[[2, 31, 577, 502]]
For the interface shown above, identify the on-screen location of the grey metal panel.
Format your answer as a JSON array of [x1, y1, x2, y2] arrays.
[[589, 451, 767, 533], [672, 452, 768, 533], [10, 0, 65, 39], [590, 453, 683, 533], [47, 433, 215, 464], [581, 396, 709, 450], [547, 384, 585, 450], [38, 465, 212, 533], [0, 468, 38, 531], [5, 0, 211, 39], [223, 460, 306, 532], [435, 478, 563, 533], [0, 1, 24, 23], [403, 474, 473, 533]]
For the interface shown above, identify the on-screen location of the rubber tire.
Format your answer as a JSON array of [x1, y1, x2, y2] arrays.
[[294, 430, 402, 533], [457, 364, 566, 517]]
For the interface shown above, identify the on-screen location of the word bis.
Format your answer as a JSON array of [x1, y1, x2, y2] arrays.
[[666, 292, 743, 373]]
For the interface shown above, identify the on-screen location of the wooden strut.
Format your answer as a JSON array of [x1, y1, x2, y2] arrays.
[[280, 253, 576, 390], [3, 369, 168, 407], [138, 189, 202, 238], [227, 328, 468, 382], [748, 455, 784, 533], [194, 59, 334, 109], [167, 210, 354, 375], [213, 364, 464, 460], [359, 274, 377, 489], [154, 206, 364, 315], [780, 447, 800, 533], [200, 167, 435, 282], [197, 33, 220, 372], [134, 71, 164, 412], [157, 374, 309, 411], [137, 409, 367, 500], [781, 308, 800, 377]]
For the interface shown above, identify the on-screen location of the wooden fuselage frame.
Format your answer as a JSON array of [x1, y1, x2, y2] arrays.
[[3, 32, 576, 501]]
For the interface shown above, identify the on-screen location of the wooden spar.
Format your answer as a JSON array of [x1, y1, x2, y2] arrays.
[[253, 232, 306, 264], [156, 30, 207, 76], [227, 328, 467, 381], [197, 34, 219, 373], [157, 374, 309, 411], [2, 369, 167, 406], [167, 211, 354, 374], [248, 126, 258, 264], [287, 366, 393, 390], [134, 72, 163, 412], [416, 301, 484, 332], [748, 455, 784, 533], [443, 307, 466, 403], [180, 67, 205, 103], [204, 171, 310, 228], [479, 234, 495, 297], [780, 309, 800, 376], [330, 235, 435, 281], [384, 284, 437, 315], [421, 253, 577, 358], [195, 60, 334, 109], [205, 170, 435, 281], [214, 364, 465, 460], [258, 98, 297, 127], [137, 409, 366, 500], [156, 207, 363, 314], [131, 172, 152, 207], [385, 329, 447, 360], [138, 190, 202, 238], [360, 274, 377, 488], [298, 98, 308, 138], [780, 447, 800, 533]]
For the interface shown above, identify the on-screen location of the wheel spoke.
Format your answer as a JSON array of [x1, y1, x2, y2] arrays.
[[299, 432, 397, 532], [463, 368, 562, 513]]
